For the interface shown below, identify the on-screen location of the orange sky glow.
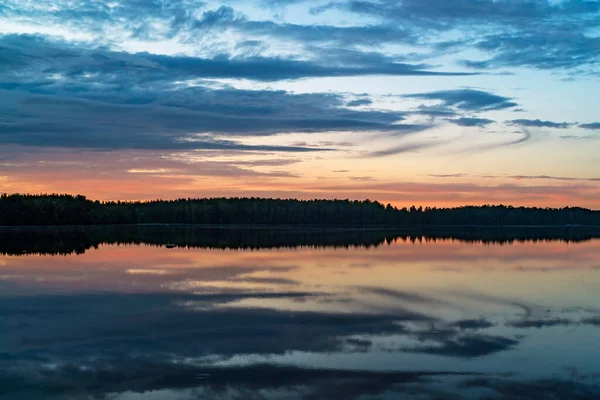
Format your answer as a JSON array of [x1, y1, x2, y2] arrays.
[[2, 146, 599, 208]]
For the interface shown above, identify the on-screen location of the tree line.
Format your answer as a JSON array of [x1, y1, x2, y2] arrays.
[[1, 193, 599, 227]]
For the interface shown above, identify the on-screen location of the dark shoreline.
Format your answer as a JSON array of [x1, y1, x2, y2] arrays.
[[1, 224, 599, 257], [1, 223, 600, 230]]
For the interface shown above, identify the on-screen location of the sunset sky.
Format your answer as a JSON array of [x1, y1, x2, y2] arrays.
[[1, 0, 599, 207]]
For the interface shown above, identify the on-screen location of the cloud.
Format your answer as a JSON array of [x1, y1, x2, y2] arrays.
[[0, 150, 309, 191], [0, 2, 598, 205], [193, 6, 421, 49], [4, 0, 600, 77], [2, 1, 416, 54], [506, 119, 575, 129], [144, 51, 470, 81], [510, 174, 600, 182], [0, 33, 469, 82], [315, 0, 600, 73], [363, 142, 438, 158], [501, 130, 532, 146], [448, 318, 495, 330], [462, 30, 600, 71], [404, 89, 518, 112], [316, 0, 556, 25], [428, 173, 600, 182], [0, 35, 441, 152], [454, 129, 532, 154], [346, 98, 373, 107], [449, 117, 495, 127], [559, 135, 597, 141], [0, 92, 334, 151], [1, 0, 208, 41], [506, 318, 575, 328], [579, 122, 600, 130], [349, 176, 377, 181], [427, 173, 468, 178]]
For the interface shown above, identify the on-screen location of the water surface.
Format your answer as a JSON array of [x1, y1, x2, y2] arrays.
[[1, 227, 599, 399]]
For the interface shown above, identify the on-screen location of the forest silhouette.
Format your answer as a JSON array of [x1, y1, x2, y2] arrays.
[[1, 194, 598, 227]]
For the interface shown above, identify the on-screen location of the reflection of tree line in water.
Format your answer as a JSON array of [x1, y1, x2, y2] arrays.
[[1, 225, 599, 256]]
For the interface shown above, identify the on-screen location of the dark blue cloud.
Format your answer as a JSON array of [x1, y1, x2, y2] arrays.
[[0, 3, 593, 156], [449, 117, 495, 127], [579, 122, 600, 130], [313, 0, 600, 73], [317, 0, 550, 24], [404, 89, 518, 112], [462, 31, 600, 71], [146, 52, 465, 80], [362, 141, 438, 158], [4, 0, 600, 75], [192, 5, 418, 48], [0, 33, 471, 82], [507, 119, 575, 129], [449, 318, 495, 330], [0, 34, 444, 151], [0, 88, 422, 151], [314, 0, 600, 29], [1, 0, 207, 40], [346, 98, 373, 107], [506, 318, 575, 328]]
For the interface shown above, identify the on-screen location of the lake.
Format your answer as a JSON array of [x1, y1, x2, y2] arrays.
[[1, 226, 599, 399]]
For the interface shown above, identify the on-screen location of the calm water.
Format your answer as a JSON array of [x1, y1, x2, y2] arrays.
[[1, 226, 599, 399]]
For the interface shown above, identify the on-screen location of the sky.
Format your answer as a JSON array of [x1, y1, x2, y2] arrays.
[[1, 0, 599, 207]]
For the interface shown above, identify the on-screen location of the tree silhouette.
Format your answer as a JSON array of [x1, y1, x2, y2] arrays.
[[0, 193, 598, 227]]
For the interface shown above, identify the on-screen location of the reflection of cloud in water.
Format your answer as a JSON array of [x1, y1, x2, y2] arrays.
[[403, 334, 519, 358], [460, 376, 600, 400], [1, 292, 422, 356], [582, 316, 600, 326], [0, 361, 483, 400], [442, 290, 536, 318], [0, 289, 527, 363], [0, 233, 599, 398], [3, 358, 599, 399], [357, 286, 446, 306], [126, 269, 173, 275]]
